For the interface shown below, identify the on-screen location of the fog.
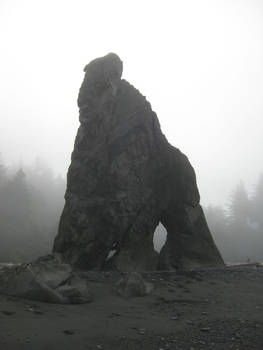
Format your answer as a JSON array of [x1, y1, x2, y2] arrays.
[[0, 160, 65, 262], [0, 0, 262, 207], [1, 162, 262, 263], [0, 1, 263, 263]]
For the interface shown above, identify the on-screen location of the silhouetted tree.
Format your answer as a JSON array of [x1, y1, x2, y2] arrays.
[[205, 179, 263, 263], [0, 158, 65, 263], [251, 173, 263, 229], [228, 181, 250, 225], [7, 168, 30, 220]]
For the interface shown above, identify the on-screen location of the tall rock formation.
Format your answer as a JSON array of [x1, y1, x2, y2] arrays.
[[53, 53, 224, 271]]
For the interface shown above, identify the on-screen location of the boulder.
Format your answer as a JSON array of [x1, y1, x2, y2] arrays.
[[116, 272, 153, 298], [0, 254, 92, 304], [53, 53, 224, 271]]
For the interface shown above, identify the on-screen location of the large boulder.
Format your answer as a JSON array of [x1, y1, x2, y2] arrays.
[[53, 53, 224, 271], [0, 254, 92, 304]]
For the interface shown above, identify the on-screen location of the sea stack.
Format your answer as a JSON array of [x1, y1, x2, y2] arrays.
[[53, 53, 224, 271]]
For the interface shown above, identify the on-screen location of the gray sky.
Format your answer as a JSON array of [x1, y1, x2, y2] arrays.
[[0, 0, 262, 207]]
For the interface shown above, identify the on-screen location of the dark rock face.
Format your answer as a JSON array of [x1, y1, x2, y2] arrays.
[[53, 53, 224, 271]]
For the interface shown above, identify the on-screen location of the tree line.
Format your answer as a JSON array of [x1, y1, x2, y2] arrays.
[[205, 175, 263, 263], [0, 155, 65, 262], [0, 153, 262, 264]]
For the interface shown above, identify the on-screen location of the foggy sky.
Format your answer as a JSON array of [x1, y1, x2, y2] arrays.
[[0, 0, 263, 207]]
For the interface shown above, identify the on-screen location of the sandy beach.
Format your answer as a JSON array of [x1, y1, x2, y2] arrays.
[[0, 265, 262, 350]]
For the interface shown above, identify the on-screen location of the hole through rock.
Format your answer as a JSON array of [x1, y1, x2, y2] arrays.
[[153, 223, 167, 253]]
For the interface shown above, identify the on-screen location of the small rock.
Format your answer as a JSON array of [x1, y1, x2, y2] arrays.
[[1, 310, 16, 316], [63, 330, 75, 335], [138, 328, 146, 334], [200, 327, 211, 332], [186, 320, 194, 325], [170, 316, 178, 320], [34, 310, 44, 315]]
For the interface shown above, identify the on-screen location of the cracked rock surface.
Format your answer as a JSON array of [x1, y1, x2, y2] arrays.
[[0, 255, 92, 304], [53, 53, 223, 271]]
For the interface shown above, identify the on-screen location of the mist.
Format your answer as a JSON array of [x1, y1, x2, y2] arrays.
[[0, 158, 65, 262], [1, 3, 263, 348], [0, 0, 262, 207], [0, 1, 263, 263], [154, 175, 263, 263], [1, 154, 262, 263]]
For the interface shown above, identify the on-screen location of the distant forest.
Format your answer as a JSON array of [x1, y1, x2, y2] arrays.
[[0, 155, 262, 264], [0, 156, 65, 262], [205, 176, 263, 263]]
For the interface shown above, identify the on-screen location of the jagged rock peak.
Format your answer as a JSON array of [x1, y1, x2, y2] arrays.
[[78, 53, 123, 108]]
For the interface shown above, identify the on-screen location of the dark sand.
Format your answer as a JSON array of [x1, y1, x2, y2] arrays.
[[0, 265, 263, 350]]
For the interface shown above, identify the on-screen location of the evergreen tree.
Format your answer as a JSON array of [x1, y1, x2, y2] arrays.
[[227, 181, 262, 262], [251, 173, 263, 229], [0, 159, 65, 263], [228, 181, 250, 225]]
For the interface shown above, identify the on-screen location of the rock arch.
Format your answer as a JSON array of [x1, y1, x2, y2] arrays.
[[53, 53, 224, 271]]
